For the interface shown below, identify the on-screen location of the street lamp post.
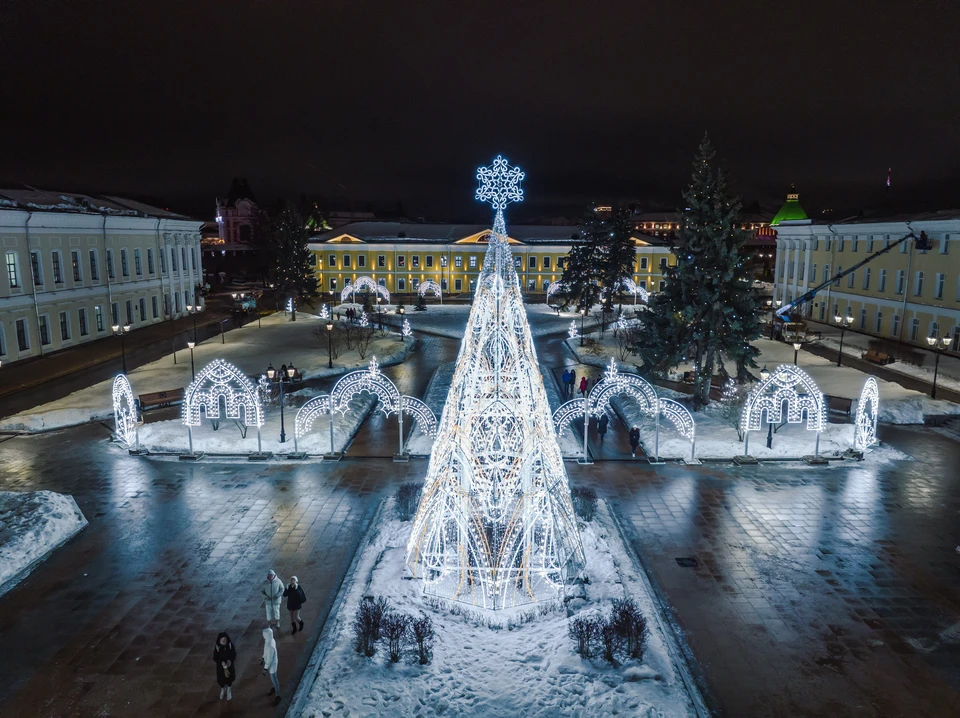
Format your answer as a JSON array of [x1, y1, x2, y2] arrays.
[[834, 314, 852, 367], [926, 334, 952, 399], [377, 296, 382, 331], [186, 304, 199, 344], [187, 341, 195, 380], [112, 324, 131, 374], [580, 308, 586, 347], [325, 321, 334, 368], [760, 365, 774, 449], [267, 363, 297, 443], [793, 341, 802, 365]]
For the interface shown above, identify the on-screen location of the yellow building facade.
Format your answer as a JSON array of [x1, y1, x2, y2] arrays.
[[308, 222, 676, 301], [773, 208, 960, 350]]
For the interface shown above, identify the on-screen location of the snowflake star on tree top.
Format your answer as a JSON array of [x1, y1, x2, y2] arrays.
[[476, 155, 525, 213]]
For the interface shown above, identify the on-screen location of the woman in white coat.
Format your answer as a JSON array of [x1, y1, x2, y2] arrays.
[[262, 569, 284, 629], [261, 627, 281, 706]]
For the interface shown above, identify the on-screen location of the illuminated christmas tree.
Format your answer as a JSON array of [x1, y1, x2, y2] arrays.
[[406, 156, 584, 609]]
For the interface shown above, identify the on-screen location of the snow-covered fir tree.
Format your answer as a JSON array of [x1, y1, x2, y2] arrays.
[[636, 135, 762, 408]]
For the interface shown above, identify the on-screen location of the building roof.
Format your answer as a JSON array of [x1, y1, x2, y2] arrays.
[[225, 178, 257, 208], [0, 187, 193, 219], [770, 187, 809, 225]]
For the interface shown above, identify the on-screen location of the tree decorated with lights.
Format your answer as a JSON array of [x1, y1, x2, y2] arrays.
[[407, 156, 584, 610], [560, 205, 636, 316], [260, 203, 318, 320], [635, 135, 762, 408]]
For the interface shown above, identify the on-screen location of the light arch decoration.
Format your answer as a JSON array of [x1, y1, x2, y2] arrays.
[[659, 397, 696, 461], [182, 358, 264, 456], [293, 394, 335, 455], [621, 277, 649, 304], [552, 397, 586, 439], [341, 276, 390, 305], [418, 279, 442, 304], [546, 281, 566, 305], [740, 364, 825, 456], [112, 374, 139, 451], [407, 156, 584, 610], [854, 377, 879, 452]]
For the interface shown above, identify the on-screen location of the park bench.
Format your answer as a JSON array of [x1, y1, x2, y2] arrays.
[[861, 350, 894, 365], [138, 388, 185, 412], [825, 395, 853, 415]]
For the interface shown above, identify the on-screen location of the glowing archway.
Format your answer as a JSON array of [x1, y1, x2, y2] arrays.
[[341, 276, 390, 305], [418, 279, 442, 304], [740, 364, 825, 456], [854, 377, 879, 452], [112, 374, 138, 451], [182, 358, 264, 456], [546, 281, 566, 305], [620, 277, 649, 304]]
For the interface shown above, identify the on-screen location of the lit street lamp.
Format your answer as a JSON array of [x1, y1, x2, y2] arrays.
[[759, 365, 774, 449], [187, 341, 195, 380], [325, 321, 334, 368], [926, 334, 952, 399], [580, 308, 587, 347], [793, 341, 802, 365], [834, 314, 852, 367], [112, 324, 131, 374], [186, 304, 199, 344], [377, 296, 383, 331], [267, 362, 297, 443]]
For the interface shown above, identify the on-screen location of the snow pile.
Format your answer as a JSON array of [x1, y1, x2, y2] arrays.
[[0, 491, 87, 595], [0, 311, 412, 433], [135, 389, 376, 455], [404, 362, 456, 455], [297, 500, 700, 717]]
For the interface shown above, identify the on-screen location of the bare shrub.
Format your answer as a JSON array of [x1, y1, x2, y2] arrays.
[[396, 482, 423, 521], [568, 614, 601, 658], [353, 596, 389, 657], [571, 486, 598, 522], [355, 326, 375, 360], [599, 617, 624, 665], [611, 598, 648, 660], [411, 613, 435, 665], [381, 612, 410, 663]]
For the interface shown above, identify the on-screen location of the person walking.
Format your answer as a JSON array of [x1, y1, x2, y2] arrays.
[[569, 370, 577, 398], [629, 426, 641, 457], [598, 413, 609, 442], [262, 569, 284, 630], [261, 627, 281, 706], [284, 576, 307, 635], [213, 632, 237, 701], [560, 369, 570, 397], [579, 376, 588, 398]]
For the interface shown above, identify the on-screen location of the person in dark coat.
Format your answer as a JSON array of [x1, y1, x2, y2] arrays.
[[569, 370, 577, 397], [629, 426, 641, 457], [214, 632, 237, 701], [283, 576, 307, 634], [561, 370, 570, 397], [598, 413, 609, 441]]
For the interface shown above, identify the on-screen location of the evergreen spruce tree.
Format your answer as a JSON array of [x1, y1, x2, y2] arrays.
[[262, 203, 318, 321], [636, 135, 761, 408], [560, 205, 637, 315]]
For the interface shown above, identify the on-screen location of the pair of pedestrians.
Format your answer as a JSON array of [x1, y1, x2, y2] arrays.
[[259, 569, 308, 706], [561, 369, 579, 398]]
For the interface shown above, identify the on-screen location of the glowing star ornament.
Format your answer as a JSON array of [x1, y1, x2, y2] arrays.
[[407, 157, 584, 610]]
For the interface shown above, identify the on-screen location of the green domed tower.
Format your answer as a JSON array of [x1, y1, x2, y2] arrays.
[[770, 185, 809, 225]]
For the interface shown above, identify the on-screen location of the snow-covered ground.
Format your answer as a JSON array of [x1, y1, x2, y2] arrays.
[[404, 362, 455, 455], [344, 302, 577, 340], [0, 312, 412, 433], [567, 335, 960, 425], [0, 491, 87, 596], [296, 499, 702, 717], [133, 388, 376, 456]]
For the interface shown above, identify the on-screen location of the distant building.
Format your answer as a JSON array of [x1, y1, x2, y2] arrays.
[[205, 179, 265, 285], [214, 178, 259, 245], [772, 189, 960, 350], [0, 189, 203, 364], [309, 222, 677, 300]]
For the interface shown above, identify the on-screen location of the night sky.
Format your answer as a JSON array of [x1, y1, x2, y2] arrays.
[[3, 1, 959, 221]]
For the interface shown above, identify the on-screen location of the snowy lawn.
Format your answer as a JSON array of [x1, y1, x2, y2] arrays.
[[0, 311, 412, 433], [0, 491, 87, 596], [567, 335, 960, 425], [133, 387, 376, 456], [296, 499, 702, 718]]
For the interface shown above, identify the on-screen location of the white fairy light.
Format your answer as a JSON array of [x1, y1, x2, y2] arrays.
[[402, 318, 412, 337], [319, 304, 330, 320], [407, 156, 584, 610], [546, 281, 566, 305], [616, 315, 628, 332], [740, 364, 825, 456], [182, 358, 263, 427], [418, 279, 442, 298], [568, 320, 578, 340], [341, 276, 390, 305], [112, 374, 138, 449], [359, 310, 369, 328], [854, 377, 879, 452], [620, 277, 649, 303]]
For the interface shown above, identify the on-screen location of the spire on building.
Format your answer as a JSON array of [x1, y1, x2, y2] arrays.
[[770, 184, 809, 226]]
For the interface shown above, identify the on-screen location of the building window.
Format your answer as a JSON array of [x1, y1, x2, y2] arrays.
[[191, 247, 197, 272], [892, 314, 901, 337], [811, 264, 817, 283], [31, 250, 43, 285], [543, 256, 551, 270], [397, 255, 405, 268], [823, 264, 830, 283], [659, 257, 668, 270], [834, 266, 842, 286], [941, 235, 950, 255], [557, 257, 565, 269], [412, 256, 419, 268], [852, 237, 858, 252], [6, 250, 19, 288], [847, 271, 855, 288], [174, 293, 181, 313], [358, 255, 366, 268], [469, 279, 477, 292], [95, 306, 104, 332], [79, 308, 88, 336], [931, 321, 940, 339], [895, 270, 905, 294], [412, 278, 420, 290], [121, 249, 129, 277], [38, 315, 50, 345], [329, 277, 337, 291], [426, 255, 433, 268], [125, 300, 134, 325], [377, 255, 385, 268], [862, 268, 871, 289], [914, 271, 924, 296], [469, 256, 477, 269], [875, 311, 883, 334], [514, 255, 522, 269], [909, 317, 919, 341], [837, 238, 844, 252], [343, 254, 351, 268], [134, 249, 142, 276], [527, 278, 536, 290], [658, 280, 666, 292], [455, 279, 462, 291], [159, 248, 166, 273], [71, 250, 82, 282], [454, 256, 463, 268], [147, 248, 155, 274], [171, 248, 178, 272], [440, 278, 448, 291], [639, 257, 648, 270], [867, 238, 874, 252], [106, 249, 115, 279], [51, 251, 63, 284], [935, 273, 945, 299], [440, 255, 448, 267], [378, 278, 386, 287], [879, 269, 887, 292], [859, 308, 866, 329], [16, 318, 29, 351], [398, 278, 406, 290], [162, 294, 169, 317], [111, 302, 120, 326], [181, 247, 187, 271], [139, 297, 146, 320], [529, 256, 537, 269], [151, 296, 158, 319], [825, 238, 832, 252], [59, 311, 70, 341], [900, 240, 908, 254]]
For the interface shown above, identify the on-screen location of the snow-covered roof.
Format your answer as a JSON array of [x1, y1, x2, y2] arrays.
[[0, 187, 193, 220], [316, 221, 585, 245]]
